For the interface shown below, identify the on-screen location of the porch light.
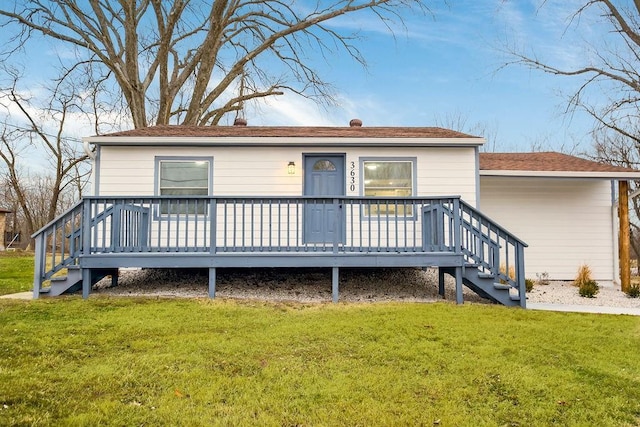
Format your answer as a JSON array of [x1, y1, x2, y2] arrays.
[[288, 161, 296, 175]]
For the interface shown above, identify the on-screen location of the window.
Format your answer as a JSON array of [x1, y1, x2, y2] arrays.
[[362, 159, 414, 216], [313, 160, 336, 171], [157, 158, 211, 215]]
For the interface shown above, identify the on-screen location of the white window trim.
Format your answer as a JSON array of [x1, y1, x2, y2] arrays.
[[154, 156, 213, 217], [360, 157, 417, 218]]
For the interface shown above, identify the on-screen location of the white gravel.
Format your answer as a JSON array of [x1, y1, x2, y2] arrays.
[[527, 281, 640, 308], [93, 267, 485, 303], [92, 267, 640, 308]]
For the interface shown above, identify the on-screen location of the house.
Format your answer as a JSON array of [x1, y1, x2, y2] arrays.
[[32, 120, 640, 306]]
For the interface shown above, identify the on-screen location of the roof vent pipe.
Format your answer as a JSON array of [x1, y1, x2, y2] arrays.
[[234, 117, 247, 126], [349, 118, 362, 127]]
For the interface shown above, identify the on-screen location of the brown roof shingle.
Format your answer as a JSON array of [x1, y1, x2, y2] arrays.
[[479, 152, 638, 173], [101, 125, 479, 139]]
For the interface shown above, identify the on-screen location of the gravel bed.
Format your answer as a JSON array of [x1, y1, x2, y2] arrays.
[[93, 267, 486, 303], [93, 267, 640, 307], [527, 281, 640, 308]]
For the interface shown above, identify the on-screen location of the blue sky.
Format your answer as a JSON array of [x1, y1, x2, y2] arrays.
[[0, 0, 608, 153], [254, 0, 604, 152]]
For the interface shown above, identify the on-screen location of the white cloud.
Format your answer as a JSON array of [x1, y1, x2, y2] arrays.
[[236, 89, 401, 127], [247, 93, 346, 126]]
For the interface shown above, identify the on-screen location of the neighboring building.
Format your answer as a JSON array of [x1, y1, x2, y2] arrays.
[[0, 208, 11, 251], [32, 121, 640, 305]]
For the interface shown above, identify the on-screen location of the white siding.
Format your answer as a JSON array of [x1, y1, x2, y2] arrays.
[[480, 176, 616, 282], [97, 145, 478, 204]]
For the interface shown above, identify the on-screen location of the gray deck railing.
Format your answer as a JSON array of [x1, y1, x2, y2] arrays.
[[32, 196, 526, 300], [78, 196, 458, 253]]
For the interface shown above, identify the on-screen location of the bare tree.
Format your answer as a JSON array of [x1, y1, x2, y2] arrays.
[[591, 126, 640, 257], [0, 0, 429, 129], [433, 109, 501, 151], [505, 1, 640, 149], [504, 1, 640, 273], [0, 71, 90, 239]]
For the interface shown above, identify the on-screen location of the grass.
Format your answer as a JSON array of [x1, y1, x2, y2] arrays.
[[1, 297, 639, 426], [0, 251, 33, 295]]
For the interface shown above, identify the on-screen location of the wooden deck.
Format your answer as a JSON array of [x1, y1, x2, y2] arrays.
[[32, 196, 527, 306]]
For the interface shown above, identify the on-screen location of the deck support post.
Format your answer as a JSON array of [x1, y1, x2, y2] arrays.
[[332, 267, 339, 303], [455, 266, 463, 304], [82, 268, 91, 299], [208, 268, 216, 298], [32, 233, 45, 299], [81, 198, 91, 299], [438, 268, 445, 298], [110, 269, 119, 288]]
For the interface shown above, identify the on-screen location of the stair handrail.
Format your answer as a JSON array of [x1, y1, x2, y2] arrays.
[[33, 199, 155, 295], [438, 199, 527, 305], [458, 200, 527, 305], [31, 199, 85, 239], [32, 199, 86, 297], [458, 200, 528, 248]]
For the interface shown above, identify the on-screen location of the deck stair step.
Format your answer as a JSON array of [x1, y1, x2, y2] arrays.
[[41, 267, 117, 297], [453, 266, 522, 307], [43, 266, 83, 297]]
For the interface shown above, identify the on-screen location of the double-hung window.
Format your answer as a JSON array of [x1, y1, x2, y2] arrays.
[[362, 159, 415, 216], [156, 157, 212, 215]]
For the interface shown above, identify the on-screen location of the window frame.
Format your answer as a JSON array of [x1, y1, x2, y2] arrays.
[[154, 156, 213, 217], [359, 157, 417, 218]]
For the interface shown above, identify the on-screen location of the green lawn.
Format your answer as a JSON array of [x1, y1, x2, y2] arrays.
[[1, 297, 639, 426], [0, 251, 33, 295]]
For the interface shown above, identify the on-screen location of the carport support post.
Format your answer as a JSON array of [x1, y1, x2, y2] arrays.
[[619, 180, 631, 293]]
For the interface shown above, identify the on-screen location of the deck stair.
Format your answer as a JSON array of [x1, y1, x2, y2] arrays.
[[461, 265, 522, 307], [431, 199, 528, 307], [40, 266, 117, 297]]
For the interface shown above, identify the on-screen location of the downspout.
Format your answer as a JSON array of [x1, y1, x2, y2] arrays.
[[83, 140, 96, 160], [83, 140, 98, 195], [474, 146, 481, 209], [612, 180, 620, 285]]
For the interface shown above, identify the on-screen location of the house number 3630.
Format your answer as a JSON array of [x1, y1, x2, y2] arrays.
[[349, 161, 356, 191]]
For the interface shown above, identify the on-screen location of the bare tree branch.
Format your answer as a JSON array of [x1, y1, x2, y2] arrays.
[[0, 0, 429, 127], [0, 68, 91, 239]]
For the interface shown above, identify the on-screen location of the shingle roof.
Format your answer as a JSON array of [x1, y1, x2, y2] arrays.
[[479, 152, 636, 173], [101, 125, 478, 139], [91, 126, 640, 176]]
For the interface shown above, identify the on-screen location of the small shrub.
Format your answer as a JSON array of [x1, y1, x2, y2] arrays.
[[525, 278, 534, 292], [574, 264, 593, 287], [626, 284, 640, 298], [499, 264, 515, 284], [579, 280, 599, 298], [574, 264, 599, 298], [535, 272, 550, 286]]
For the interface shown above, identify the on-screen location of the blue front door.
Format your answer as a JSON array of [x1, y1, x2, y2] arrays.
[[304, 155, 345, 243]]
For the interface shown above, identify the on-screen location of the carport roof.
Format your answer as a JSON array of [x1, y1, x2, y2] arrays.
[[479, 152, 640, 179]]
